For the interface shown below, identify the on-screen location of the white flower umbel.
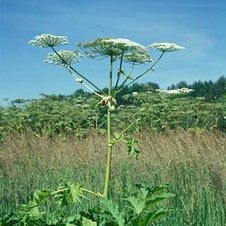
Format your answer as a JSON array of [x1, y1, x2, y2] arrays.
[[45, 50, 80, 66], [78, 37, 149, 62], [124, 50, 152, 64], [28, 34, 68, 48], [78, 38, 119, 57], [104, 38, 145, 50], [157, 87, 193, 95], [149, 42, 185, 52]]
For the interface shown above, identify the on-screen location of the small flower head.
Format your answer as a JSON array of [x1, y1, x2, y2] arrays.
[[78, 38, 118, 57], [124, 50, 152, 64], [78, 37, 150, 63], [149, 42, 185, 52], [45, 50, 80, 66], [28, 34, 68, 48]]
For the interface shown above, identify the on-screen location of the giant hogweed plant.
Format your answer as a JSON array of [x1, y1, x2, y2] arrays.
[[28, 34, 184, 198], [0, 34, 184, 225]]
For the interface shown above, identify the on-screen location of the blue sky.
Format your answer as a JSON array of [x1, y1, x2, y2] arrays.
[[0, 0, 226, 103]]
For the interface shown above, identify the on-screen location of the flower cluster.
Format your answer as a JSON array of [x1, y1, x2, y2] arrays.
[[28, 34, 68, 48], [149, 42, 185, 52], [78, 37, 151, 63], [45, 50, 80, 66], [157, 87, 194, 95], [124, 50, 152, 64], [104, 38, 145, 50]]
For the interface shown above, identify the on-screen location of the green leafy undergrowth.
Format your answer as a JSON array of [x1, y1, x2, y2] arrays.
[[0, 183, 174, 226]]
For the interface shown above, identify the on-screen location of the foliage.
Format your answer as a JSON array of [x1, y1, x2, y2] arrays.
[[82, 184, 174, 226], [0, 183, 173, 226], [1, 89, 226, 141]]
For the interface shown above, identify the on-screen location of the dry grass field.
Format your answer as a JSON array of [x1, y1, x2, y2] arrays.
[[0, 130, 225, 225]]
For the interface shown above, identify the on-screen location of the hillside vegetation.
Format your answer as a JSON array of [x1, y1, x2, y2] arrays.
[[1, 77, 226, 140]]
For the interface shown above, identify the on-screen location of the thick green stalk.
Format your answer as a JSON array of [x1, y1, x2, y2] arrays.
[[104, 55, 113, 198]]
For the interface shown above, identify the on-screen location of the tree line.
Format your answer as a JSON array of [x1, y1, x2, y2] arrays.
[[168, 75, 226, 102]]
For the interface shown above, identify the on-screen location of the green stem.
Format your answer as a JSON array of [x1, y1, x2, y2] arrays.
[[50, 46, 106, 95], [51, 188, 68, 195], [67, 67, 103, 99], [118, 119, 138, 138], [104, 55, 114, 198], [113, 50, 124, 96], [116, 63, 135, 93], [82, 188, 104, 197], [115, 52, 165, 94], [51, 187, 103, 197]]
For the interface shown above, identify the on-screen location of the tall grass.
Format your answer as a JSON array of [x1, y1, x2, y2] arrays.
[[0, 130, 225, 225]]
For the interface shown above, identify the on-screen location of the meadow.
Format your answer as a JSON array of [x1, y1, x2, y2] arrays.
[[1, 129, 225, 225]]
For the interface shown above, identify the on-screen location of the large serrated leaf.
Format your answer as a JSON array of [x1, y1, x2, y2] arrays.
[[68, 183, 84, 203], [126, 137, 140, 159], [54, 183, 84, 206], [126, 196, 145, 215], [100, 199, 125, 226], [127, 184, 174, 225]]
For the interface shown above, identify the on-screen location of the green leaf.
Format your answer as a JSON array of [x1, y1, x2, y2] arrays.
[[54, 183, 84, 206], [67, 183, 84, 203], [100, 199, 125, 226], [139, 208, 173, 226], [33, 189, 51, 204], [126, 188, 148, 215], [126, 196, 145, 215], [146, 184, 169, 198], [127, 184, 174, 225], [126, 137, 140, 159], [145, 193, 175, 209], [18, 199, 45, 224], [82, 217, 97, 226]]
